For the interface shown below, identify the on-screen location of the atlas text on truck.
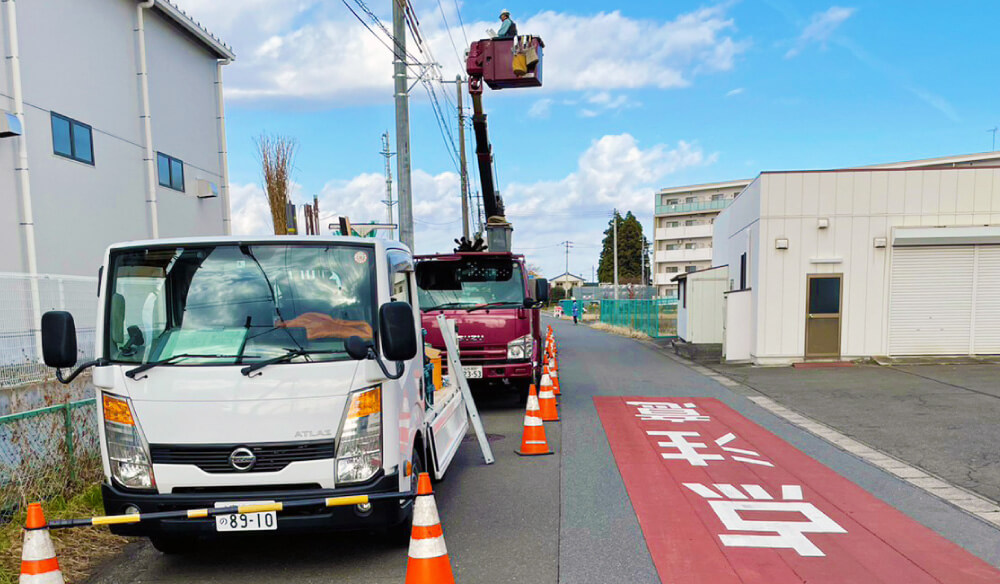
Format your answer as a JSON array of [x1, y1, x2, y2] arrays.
[[41, 236, 469, 553], [416, 32, 549, 398]]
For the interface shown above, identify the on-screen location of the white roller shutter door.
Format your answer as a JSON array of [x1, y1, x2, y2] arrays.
[[973, 247, 1000, 353], [888, 246, 974, 355]]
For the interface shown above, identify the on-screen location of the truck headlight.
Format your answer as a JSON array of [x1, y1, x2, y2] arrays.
[[102, 393, 156, 491], [507, 334, 532, 360], [336, 385, 382, 485]]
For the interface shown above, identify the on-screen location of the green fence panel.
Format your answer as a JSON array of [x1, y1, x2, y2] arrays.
[[0, 398, 100, 522], [600, 299, 678, 338]]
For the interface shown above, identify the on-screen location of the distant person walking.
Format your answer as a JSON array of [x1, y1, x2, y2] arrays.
[[497, 9, 517, 39], [572, 300, 581, 325]]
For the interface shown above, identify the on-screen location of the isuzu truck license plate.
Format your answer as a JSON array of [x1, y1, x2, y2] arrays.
[[463, 366, 483, 379], [214, 501, 277, 532]]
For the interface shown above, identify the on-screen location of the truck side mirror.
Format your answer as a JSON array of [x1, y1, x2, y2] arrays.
[[42, 311, 78, 369], [534, 278, 550, 303], [345, 335, 373, 360], [380, 301, 417, 361]]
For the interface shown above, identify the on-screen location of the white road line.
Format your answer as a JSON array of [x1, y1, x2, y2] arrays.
[[747, 395, 1000, 528]]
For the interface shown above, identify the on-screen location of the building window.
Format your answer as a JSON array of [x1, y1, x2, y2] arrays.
[[685, 220, 697, 226], [685, 266, 698, 273], [668, 221, 679, 228], [50, 113, 93, 165], [666, 244, 680, 250], [685, 196, 696, 203], [666, 267, 679, 273], [666, 198, 679, 205], [685, 243, 697, 250], [711, 194, 724, 201], [157, 153, 185, 192], [739, 253, 747, 290]]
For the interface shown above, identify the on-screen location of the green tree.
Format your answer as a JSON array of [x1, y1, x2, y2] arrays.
[[597, 210, 651, 285]]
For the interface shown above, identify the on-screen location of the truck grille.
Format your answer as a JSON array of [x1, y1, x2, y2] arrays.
[[149, 440, 336, 474]]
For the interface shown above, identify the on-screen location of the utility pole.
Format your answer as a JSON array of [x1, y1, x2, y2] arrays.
[[561, 241, 573, 276], [990, 127, 998, 151], [456, 76, 470, 240], [613, 209, 619, 301], [392, 0, 414, 250], [380, 131, 396, 239]]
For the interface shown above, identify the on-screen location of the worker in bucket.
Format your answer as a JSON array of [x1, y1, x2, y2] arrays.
[[497, 9, 517, 39]]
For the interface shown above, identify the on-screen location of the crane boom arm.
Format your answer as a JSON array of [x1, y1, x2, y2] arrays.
[[469, 91, 503, 220]]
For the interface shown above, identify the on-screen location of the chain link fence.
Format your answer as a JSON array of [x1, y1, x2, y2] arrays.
[[0, 398, 101, 522], [599, 299, 678, 338], [0, 273, 98, 389]]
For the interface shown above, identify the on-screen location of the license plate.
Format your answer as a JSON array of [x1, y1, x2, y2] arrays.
[[462, 366, 483, 379], [214, 501, 277, 532]]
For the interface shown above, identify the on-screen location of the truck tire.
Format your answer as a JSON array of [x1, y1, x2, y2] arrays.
[[149, 535, 198, 555]]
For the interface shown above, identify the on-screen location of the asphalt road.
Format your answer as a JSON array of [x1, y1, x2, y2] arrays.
[[89, 318, 1000, 583]]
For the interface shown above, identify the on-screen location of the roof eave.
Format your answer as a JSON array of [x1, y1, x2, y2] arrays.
[[151, 0, 236, 61]]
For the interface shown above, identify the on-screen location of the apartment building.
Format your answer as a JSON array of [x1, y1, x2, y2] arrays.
[[653, 179, 750, 296], [0, 0, 235, 277]]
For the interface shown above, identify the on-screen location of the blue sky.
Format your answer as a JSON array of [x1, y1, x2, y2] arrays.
[[176, 0, 1000, 278]]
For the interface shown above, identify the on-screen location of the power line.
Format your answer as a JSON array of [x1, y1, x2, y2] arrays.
[[452, 0, 470, 47], [434, 0, 466, 71]]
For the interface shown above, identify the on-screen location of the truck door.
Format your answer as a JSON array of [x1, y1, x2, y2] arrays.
[[390, 253, 468, 480]]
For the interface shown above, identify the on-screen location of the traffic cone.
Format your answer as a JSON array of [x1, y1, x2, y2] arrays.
[[405, 473, 455, 584], [19, 503, 64, 584], [548, 359, 561, 396], [537, 380, 559, 422], [516, 384, 553, 456]]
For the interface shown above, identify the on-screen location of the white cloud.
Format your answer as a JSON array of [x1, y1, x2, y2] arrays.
[[786, 6, 855, 58], [172, 2, 748, 104], [528, 98, 554, 119], [229, 134, 716, 276], [725, 87, 745, 97]]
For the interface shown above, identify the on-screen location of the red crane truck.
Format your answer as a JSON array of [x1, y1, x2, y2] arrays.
[[416, 34, 548, 400]]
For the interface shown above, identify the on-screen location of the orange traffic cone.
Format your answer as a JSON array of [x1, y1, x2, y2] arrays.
[[516, 385, 553, 456], [405, 473, 455, 584], [537, 380, 559, 422], [20, 503, 64, 584], [547, 359, 561, 396]]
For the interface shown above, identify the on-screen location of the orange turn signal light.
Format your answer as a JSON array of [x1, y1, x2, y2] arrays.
[[103, 394, 135, 426], [347, 386, 381, 419]]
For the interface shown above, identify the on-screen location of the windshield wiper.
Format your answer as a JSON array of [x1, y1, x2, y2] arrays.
[[125, 354, 249, 379], [240, 348, 340, 377], [429, 302, 472, 311], [467, 301, 518, 312]]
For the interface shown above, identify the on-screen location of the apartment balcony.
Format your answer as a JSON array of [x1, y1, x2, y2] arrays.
[[655, 224, 714, 242], [655, 248, 713, 263], [655, 199, 730, 216], [654, 273, 680, 286]]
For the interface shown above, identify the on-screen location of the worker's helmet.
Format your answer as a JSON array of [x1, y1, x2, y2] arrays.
[[500, 9, 510, 17]]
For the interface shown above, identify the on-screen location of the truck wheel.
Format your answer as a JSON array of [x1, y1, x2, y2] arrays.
[[149, 535, 198, 555]]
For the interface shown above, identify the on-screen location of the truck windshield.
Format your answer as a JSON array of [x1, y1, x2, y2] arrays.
[[105, 244, 376, 365], [416, 258, 525, 311]]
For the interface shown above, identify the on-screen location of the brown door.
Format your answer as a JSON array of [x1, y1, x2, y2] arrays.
[[805, 274, 842, 359]]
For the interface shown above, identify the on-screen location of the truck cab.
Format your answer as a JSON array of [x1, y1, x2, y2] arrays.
[[41, 236, 468, 552], [415, 252, 548, 398]]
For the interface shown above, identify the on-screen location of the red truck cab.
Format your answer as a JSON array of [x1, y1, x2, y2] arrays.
[[415, 252, 548, 397]]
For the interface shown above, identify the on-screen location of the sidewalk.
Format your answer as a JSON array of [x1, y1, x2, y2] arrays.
[[697, 359, 1000, 504]]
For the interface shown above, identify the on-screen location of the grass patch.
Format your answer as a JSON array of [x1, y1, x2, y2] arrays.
[[0, 483, 131, 584], [590, 322, 651, 340]]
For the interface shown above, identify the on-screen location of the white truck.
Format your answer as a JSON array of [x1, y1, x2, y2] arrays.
[[41, 236, 470, 553]]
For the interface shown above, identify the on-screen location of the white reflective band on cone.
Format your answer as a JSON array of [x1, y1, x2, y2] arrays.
[[412, 496, 442, 528], [523, 416, 544, 427], [20, 572, 65, 584], [526, 395, 540, 410], [540, 374, 552, 385], [525, 440, 546, 445], [408, 535, 449, 559], [539, 390, 555, 398], [21, 529, 56, 561]]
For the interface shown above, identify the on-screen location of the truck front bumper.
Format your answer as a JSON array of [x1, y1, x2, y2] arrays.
[[101, 472, 409, 537], [479, 361, 534, 380]]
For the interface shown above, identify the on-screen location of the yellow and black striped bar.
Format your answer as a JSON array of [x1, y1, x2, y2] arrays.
[[48, 490, 415, 529]]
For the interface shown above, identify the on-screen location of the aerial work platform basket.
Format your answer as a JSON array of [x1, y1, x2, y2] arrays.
[[466, 36, 544, 92]]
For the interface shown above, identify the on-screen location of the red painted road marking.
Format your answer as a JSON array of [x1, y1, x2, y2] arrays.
[[595, 397, 1000, 584]]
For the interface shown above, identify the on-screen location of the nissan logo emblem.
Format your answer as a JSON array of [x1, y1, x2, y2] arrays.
[[229, 447, 256, 472]]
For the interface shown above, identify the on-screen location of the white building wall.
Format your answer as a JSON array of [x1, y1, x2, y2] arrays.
[[0, 0, 229, 277], [750, 168, 1000, 363]]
